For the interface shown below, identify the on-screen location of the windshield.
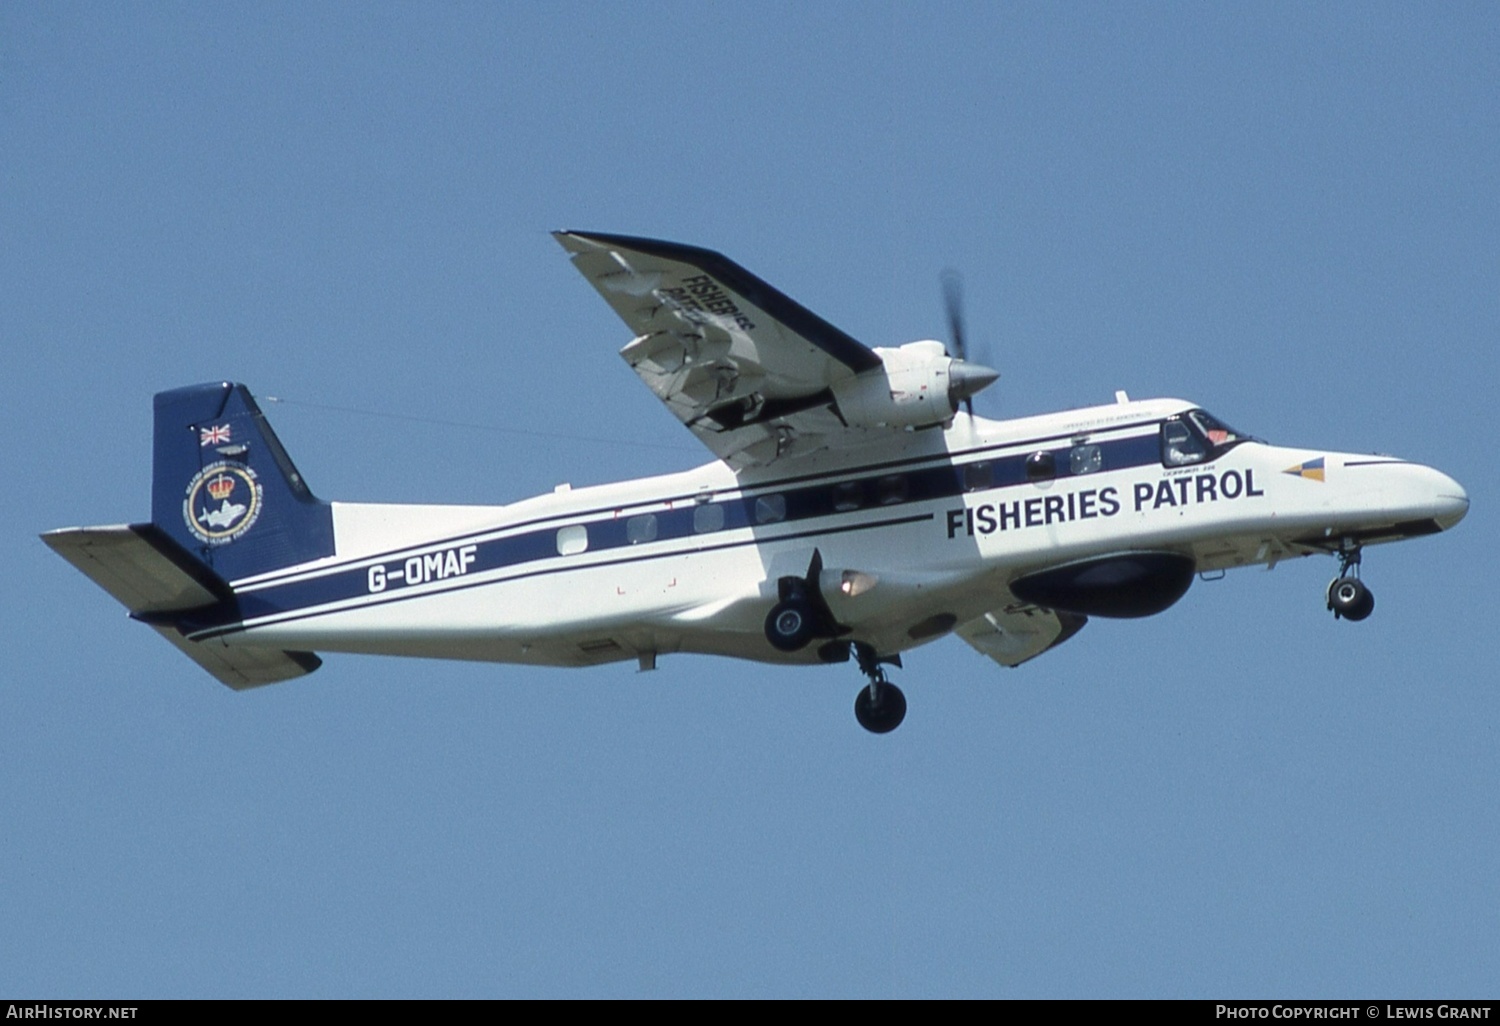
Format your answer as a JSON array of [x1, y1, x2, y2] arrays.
[[1160, 409, 1257, 466], [1188, 410, 1251, 447]]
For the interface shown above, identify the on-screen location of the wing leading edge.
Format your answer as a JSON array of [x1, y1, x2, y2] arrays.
[[555, 231, 885, 469]]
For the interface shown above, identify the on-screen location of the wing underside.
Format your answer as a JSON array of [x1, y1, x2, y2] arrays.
[[956, 604, 1088, 668], [555, 230, 886, 469]]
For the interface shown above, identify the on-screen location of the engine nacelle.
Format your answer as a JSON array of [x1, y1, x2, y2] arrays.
[[831, 341, 957, 429]]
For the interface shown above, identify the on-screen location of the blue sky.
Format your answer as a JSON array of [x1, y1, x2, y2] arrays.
[[4, 2, 1496, 997]]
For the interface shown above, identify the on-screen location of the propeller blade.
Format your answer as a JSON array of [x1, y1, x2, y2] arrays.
[[940, 268, 967, 363], [939, 268, 997, 416]]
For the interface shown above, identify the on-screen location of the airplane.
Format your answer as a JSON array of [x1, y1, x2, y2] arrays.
[[43, 231, 1470, 733]]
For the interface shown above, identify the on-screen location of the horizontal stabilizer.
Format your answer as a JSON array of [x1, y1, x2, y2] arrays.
[[41, 524, 319, 689], [145, 625, 320, 690], [43, 523, 229, 613], [956, 605, 1087, 668]]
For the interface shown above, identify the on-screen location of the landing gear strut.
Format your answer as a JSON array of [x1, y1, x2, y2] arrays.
[[1326, 543, 1375, 622], [851, 643, 906, 734]]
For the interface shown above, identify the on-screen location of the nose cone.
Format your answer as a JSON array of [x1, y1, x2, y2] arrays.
[[1330, 458, 1469, 541], [1387, 462, 1469, 530], [1428, 469, 1469, 530]]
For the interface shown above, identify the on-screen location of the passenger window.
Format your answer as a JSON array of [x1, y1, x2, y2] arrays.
[[875, 474, 908, 506], [1161, 419, 1206, 466], [693, 503, 725, 534], [832, 481, 863, 512], [754, 494, 786, 524], [1069, 444, 1103, 475], [1025, 451, 1056, 482], [625, 514, 657, 544], [556, 525, 588, 555], [963, 462, 993, 492]]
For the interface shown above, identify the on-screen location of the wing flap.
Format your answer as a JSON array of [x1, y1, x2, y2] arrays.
[[956, 605, 1088, 668], [41, 524, 319, 689]]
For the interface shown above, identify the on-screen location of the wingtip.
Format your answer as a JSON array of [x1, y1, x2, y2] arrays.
[[552, 230, 686, 254], [553, 229, 600, 254]]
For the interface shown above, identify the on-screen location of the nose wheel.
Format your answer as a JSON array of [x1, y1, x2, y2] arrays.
[[1326, 543, 1375, 622], [851, 643, 906, 734]]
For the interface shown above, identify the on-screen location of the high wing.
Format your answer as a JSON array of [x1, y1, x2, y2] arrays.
[[554, 231, 886, 469], [956, 605, 1088, 668]]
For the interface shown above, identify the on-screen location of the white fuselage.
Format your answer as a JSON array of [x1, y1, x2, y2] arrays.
[[199, 398, 1468, 669]]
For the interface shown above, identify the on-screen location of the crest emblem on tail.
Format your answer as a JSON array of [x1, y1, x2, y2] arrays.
[[183, 462, 262, 544]]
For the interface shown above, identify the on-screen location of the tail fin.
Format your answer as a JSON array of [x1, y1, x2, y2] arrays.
[[152, 382, 335, 582]]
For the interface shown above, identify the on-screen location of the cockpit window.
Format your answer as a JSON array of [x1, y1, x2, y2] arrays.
[[1161, 418, 1206, 466], [1188, 410, 1249, 448], [1160, 409, 1255, 467]]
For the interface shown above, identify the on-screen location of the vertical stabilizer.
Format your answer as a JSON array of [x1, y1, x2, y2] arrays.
[[152, 382, 334, 582]]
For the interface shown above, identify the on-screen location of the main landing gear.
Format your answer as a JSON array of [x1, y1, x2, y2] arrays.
[[852, 643, 906, 734], [764, 549, 844, 652], [761, 550, 906, 733], [1326, 543, 1375, 622]]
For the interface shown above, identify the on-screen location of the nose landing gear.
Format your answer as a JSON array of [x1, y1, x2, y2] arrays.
[[1326, 543, 1375, 622]]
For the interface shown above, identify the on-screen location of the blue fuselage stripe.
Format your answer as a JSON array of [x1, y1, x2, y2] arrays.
[[185, 429, 1165, 635]]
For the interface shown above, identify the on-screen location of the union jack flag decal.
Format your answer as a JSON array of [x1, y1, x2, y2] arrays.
[[199, 424, 231, 447]]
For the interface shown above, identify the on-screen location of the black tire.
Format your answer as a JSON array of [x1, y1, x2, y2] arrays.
[[765, 600, 816, 651], [1327, 577, 1375, 622], [854, 681, 907, 734]]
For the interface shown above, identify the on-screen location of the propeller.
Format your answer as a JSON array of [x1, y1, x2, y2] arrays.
[[940, 268, 999, 416], [941, 268, 969, 363]]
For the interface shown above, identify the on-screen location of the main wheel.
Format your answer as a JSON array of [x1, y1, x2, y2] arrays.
[[765, 600, 816, 651], [1327, 577, 1375, 621], [854, 681, 907, 734]]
